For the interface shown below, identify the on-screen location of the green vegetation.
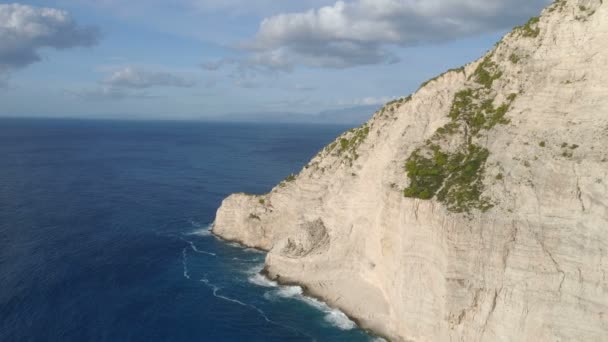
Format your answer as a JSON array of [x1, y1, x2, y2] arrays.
[[384, 96, 412, 107], [378, 95, 412, 118], [539, 141, 546, 147], [259, 198, 265, 205], [402, 54, 515, 214], [576, 4, 597, 19], [436, 145, 493, 213], [403, 146, 448, 200], [509, 53, 521, 64], [336, 124, 370, 160], [284, 174, 296, 182], [419, 66, 465, 89], [434, 122, 461, 139], [570, 144, 579, 149], [471, 56, 503, 89], [548, 0, 567, 13], [403, 144, 493, 213], [495, 173, 504, 180], [248, 213, 261, 220], [515, 16, 541, 38], [449, 89, 516, 135]]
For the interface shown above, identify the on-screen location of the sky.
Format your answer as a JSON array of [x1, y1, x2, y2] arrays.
[[0, 0, 552, 120]]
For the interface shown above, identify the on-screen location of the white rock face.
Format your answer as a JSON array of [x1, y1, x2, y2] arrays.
[[213, 1, 608, 340]]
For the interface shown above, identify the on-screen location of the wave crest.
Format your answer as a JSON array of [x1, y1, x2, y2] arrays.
[[248, 269, 357, 331], [186, 221, 213, 236]]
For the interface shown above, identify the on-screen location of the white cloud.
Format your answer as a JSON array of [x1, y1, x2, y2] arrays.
[[103, 66, 197, 89], [242, 0, 551, 69], [67, 0, 335, 16], [0, 3, 100, 82], [71, 66, 199, 101]]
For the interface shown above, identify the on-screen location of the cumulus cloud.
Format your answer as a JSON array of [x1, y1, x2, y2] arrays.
[[237, 0, 551, 69], [102, 66, 197, 89], [70, 66, 198, 101], [0, 3, 100, 82]]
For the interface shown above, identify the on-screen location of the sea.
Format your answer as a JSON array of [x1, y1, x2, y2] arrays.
[[0, 118, 378, 342]]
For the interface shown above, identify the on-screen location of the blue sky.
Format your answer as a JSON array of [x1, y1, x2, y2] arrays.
[[0, 0, 551, 120]]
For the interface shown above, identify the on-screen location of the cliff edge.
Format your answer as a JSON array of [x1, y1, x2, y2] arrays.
[[214, 1, 608, 340]]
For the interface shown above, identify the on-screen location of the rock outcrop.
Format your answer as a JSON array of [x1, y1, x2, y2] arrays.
[[213, 1, 608, 340]]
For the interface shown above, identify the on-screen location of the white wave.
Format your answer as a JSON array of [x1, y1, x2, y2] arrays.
[[249, 273, 278, 288], [227, 242, 243, 248], [186, 222, 213, 237], [182, 248, 190, 279], [261, 282, 357, 330], [244, 247, 265, 254], [246, 263, 278, 288], [245, 262, 358, 330], [322, 309, 357, 330], [181, 238, 217, 257], [276, 286, 303, 298], [300, 296, 356, 330], [245, 263, 264, 275]]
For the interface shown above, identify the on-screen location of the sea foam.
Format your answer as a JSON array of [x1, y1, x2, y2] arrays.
[[187, 222, 213, 237], [248, 266, 357, 331]]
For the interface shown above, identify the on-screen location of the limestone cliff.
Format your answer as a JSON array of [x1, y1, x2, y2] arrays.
[[213, 1, 608, 340]]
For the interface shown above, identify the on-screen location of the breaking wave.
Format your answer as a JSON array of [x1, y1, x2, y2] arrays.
[[186, 221, 213, 237], [247, 265, 357, 331]]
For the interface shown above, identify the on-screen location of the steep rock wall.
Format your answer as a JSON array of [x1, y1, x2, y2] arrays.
[[213, 1, 608, 340]]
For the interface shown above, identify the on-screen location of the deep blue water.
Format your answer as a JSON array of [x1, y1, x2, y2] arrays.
[[0, 118, 376, 342]]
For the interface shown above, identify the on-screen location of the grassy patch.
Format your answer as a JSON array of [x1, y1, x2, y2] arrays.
[[336, 124, 370, 160], [515, 16, 541, 38], [548, 0, 567, 13], [433, 122, 461, 139], [449, 89, 515, 135], [404, 144, 493, 213], [471, 56, 503, 89], [402, 54, 515, 213], [509, 53, 521, 64]]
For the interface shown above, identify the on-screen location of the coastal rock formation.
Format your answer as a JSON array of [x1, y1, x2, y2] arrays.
[[213, 1, 608, 340]]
